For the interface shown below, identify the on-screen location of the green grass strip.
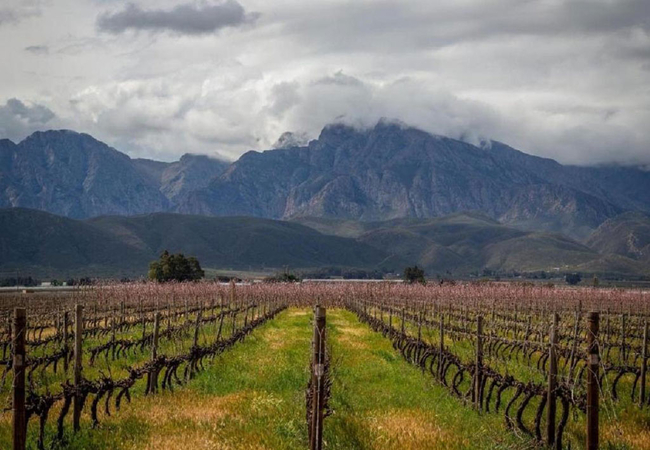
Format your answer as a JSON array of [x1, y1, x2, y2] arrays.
[[324, 309, 535, 450]]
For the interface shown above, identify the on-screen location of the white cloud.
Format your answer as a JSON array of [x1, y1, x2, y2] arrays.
[[0, 0, 648, 165]]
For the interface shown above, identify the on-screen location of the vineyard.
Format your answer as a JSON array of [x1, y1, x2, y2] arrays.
[[1, 282, 650, 449]]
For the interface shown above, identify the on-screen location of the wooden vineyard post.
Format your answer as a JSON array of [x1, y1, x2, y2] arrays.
[[621, 314, 627, 364], [13, 308, 26, 450], [605, 309, 610, 347], [193, 310, 202, 348], [401, 308, 406, 335], [475, 315, 483, 411], [141, 310, 147, 342], [73, 304, 84, 432], [309, 306, 326, 450], [167, 302, 172, 332], [569, 311, 579, 381], [439, 313, 445, 379], [586, 312, 599, 450], [111, 308, 117, 360], [216, 302, 225, 342], [148, 312, 161, 394], [4, 316, 11, 361], [63, 311, 69, 372], [640, 319, 648, 406], [547, 313, 559, 447]]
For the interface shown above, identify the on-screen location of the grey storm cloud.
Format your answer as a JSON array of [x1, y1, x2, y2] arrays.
[[4, 98, 54, 124], [279, 0, 650, 55], [0, 6, 40, 26], [96, 1, 258, 35], [0, 9, 18, 25], [0, 99, 56, 142], [24, 45, 48, 55]]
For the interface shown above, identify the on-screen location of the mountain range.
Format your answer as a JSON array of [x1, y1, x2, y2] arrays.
[[182, 123, 650, 241], [2, 121, 650, 278], [2, 122, 650, 241]]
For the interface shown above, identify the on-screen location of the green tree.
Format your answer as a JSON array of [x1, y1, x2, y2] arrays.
[[148, 250, 204, 282], [565, 273, 582, 286], [404, 265, 426, 284]]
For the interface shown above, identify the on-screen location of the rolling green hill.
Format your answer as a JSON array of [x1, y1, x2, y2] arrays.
[[0, 208, 388, 278], [0, 208, 149, 278], [86, 213, 388, 273], [2, 208, 648, 280], [295, 213, 650, 276]]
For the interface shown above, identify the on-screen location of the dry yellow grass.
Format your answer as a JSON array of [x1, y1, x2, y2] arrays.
[[264, 328, 289, 350], [137, 391, 244, 425], [332, 320, 371, 349], [368, 408, 466, 449], [601, 416, 650, 449]]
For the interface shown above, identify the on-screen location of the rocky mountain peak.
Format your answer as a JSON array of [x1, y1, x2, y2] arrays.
[[272, 131, 310, 149]]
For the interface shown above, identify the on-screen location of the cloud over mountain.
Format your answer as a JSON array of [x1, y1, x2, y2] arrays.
[[0, 98, 56, 142]]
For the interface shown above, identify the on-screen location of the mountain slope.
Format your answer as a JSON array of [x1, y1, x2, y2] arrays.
[[0, 131, 230, 219], [133, 154, 230, 203], [86, 213, 388, 271], [0, 208, 149, 277], [585, 212, 650, 262], [181, 122, 646, 238], [0, 131, 170, 218]]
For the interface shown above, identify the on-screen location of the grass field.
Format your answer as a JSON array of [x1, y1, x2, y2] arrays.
[[1, 308, 543, 449]]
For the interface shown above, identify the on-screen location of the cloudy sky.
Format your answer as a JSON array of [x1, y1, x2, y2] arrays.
[[0, 0, 649, 165]]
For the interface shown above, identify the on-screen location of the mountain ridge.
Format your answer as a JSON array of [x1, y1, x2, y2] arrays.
[[180, 122, 646, 238], [2, 123, 650, 239]]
